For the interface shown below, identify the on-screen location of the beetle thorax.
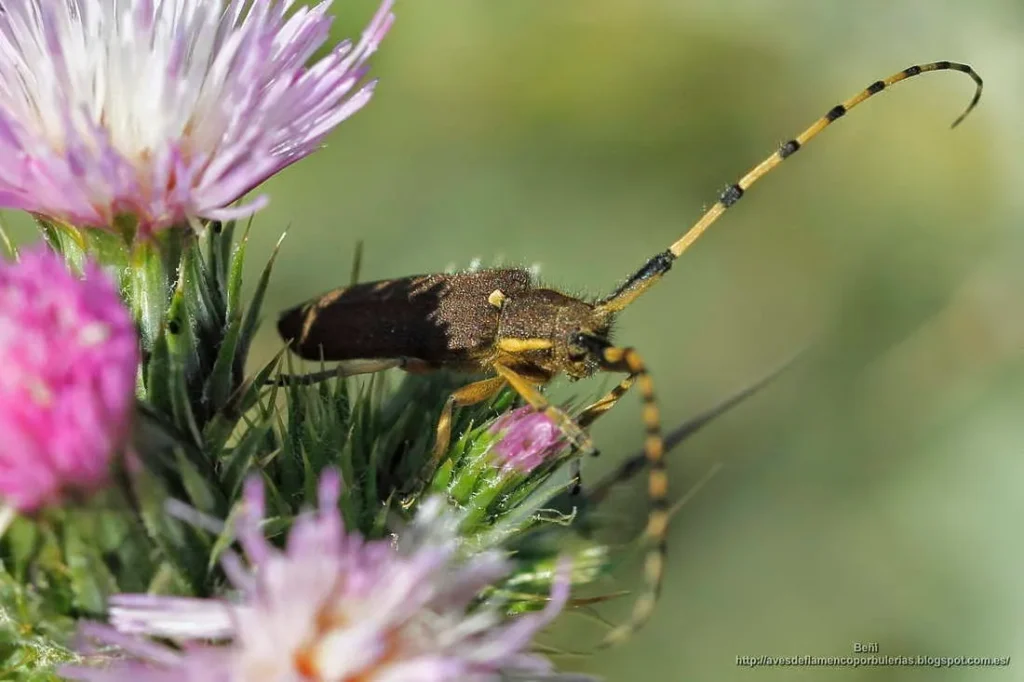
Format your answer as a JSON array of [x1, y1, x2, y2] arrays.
[[496, 289, 612, 380]]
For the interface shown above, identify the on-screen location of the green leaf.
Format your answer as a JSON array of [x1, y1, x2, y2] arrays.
[[185, 238, 225, 348], [224, 220, 251, 320], [35, 218, 86, 273], [143, 333, 173, 415], [222, 420, 276, 501], [205, 314, 242, 416], [0, 565, 78, 681], [127, 239, 171, 350], [131, 474, 208, 597], [203, 351, 283, 453], [81, 226, 131, 269], [207, 505, 243, 573], [0, 218, 17, 259], [133, 402, 206, 485], [235, 230, 285, 378], [61, 519, 117, 616], [3, 518, 40, 582], [164, 284, 203, 447], [211, 219, 238, 299], [146, 562, 190, 595], [174, 447, 224, 516], [195, 226, 227, 326]]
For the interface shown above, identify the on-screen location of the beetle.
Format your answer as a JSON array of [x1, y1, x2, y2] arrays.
[[277, 61, 982, 647]]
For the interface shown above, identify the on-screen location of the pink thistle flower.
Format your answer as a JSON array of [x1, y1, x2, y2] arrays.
[[0, 0, 394, 237], [0, 246, 138, 513], [62, 471, 584, 682], [490, 407, 568, 474]]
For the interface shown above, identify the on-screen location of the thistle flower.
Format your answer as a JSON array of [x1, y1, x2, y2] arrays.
[[490, 407, 567, 475], [0, 0, 394, 237], [0, 246, 138, 513], [63, 471, 581, 682]]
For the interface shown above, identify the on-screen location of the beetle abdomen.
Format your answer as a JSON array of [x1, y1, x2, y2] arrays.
[[278, 269, 533, 365]]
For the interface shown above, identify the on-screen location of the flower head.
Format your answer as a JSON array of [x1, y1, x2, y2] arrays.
[[490, 407, 567, 474], [0, 0, 394, 237], [64, 471, 577, 682], [0, 246, 138, 512]]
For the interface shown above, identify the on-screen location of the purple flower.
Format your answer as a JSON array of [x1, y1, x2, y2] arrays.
[[0, 246, 138, 513], [63, 472, 579, 682], [490, 407, 568, 474], [0, 0, 394, 237]]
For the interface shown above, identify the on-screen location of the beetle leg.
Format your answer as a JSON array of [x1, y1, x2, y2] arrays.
[[492, 363, 598, 459], [274, 358, 405, 386], [427, 375, 509, 475], [577, 374, 637, 430], [559, 376, 637, 496], [590, 344, 668, 649]]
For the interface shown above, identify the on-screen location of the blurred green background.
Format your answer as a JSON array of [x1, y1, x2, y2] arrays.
[[9, 0, 1024, 679]]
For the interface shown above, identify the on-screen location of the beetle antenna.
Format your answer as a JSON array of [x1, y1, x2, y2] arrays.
[[595, 61, 983, 315]]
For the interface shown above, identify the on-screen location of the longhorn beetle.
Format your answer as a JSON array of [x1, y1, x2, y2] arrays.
[[277, 61, 982, 647]]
